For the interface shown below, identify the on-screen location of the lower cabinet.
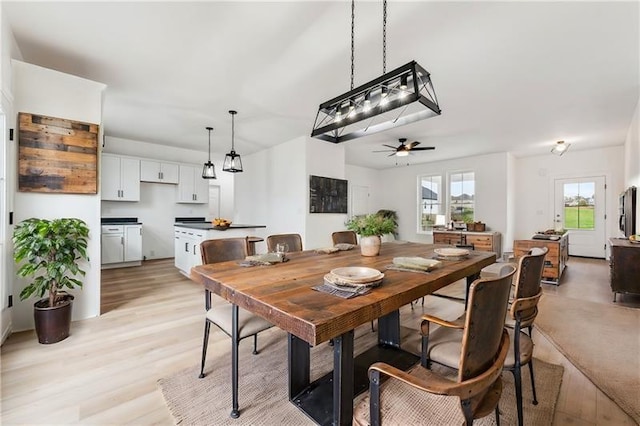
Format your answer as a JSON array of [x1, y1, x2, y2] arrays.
[[174, 228, 205, 276], [609, 238, 640, 301], [101, 225, 143, 268], [513, 233, 568, 284]]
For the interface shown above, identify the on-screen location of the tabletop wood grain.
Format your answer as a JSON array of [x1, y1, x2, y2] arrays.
[[190, 242, 496, 345]]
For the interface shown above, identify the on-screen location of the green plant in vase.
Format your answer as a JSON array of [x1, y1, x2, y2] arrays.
[[346, 214, 396, 256]]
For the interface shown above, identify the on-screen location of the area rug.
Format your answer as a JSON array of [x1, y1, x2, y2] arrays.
[[536, 293, 640, 423], [159, 325, 563, 425]]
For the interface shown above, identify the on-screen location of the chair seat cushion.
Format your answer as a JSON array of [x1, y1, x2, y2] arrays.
[[353, 363, 500, 425], [206, 304, 273, 338], [504, 328, 534, 368]]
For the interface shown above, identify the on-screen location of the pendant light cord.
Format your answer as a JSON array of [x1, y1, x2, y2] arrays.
[[207, 128, 212, 161], [231, 114, 235, 151], [382, 0, 387, 74], [350, 0, 355, 90]]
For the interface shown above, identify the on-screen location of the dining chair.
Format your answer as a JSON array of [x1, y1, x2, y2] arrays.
[[503, 247, 547, 426], [331, 230, 358, 245], [353, 266, 515, 425], [266, 233, 303, 252], [198, 237, 274, 419]]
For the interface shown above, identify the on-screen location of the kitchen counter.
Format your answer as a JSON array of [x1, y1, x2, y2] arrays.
[[174, 222, 265, 230]]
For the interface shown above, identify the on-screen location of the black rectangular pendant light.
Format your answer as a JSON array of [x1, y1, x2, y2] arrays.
[[311, 61, 441, 144]]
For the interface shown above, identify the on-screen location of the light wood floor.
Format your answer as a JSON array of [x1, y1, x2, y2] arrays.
[[1, 257, 637, 425]]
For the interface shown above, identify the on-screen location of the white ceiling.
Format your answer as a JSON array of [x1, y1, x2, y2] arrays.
[[4, 1, 639, 169]]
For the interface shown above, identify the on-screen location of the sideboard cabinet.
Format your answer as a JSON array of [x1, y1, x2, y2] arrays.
[[514, 233, 568, 285], [432, 230, 501, 257], [609, 238, 640, 302]]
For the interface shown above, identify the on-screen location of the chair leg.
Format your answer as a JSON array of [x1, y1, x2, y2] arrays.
[[511, 367, 524, 426], [528, 361, 539, 405], [371, 320, 375, 332], [495, 404, 501, 426], [252, 334, 259, 355], [461, 399, 473, 426], [198, 320, 211, 379], [230, 305, 240, 418]]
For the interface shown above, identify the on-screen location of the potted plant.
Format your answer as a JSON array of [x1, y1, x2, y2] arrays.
[[13, 217, 90, 344], [345, 213, 396, 256]]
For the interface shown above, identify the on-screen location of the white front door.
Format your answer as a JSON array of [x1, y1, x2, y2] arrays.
[[554, 176, 606, 258]]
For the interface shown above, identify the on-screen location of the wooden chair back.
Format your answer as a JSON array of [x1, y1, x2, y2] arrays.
[[200, 237, 249, 265], [266, 233, 303, 252], [459, 265, 516, 383], [512, 247, 547, 326], [331, 230, 357, 245]]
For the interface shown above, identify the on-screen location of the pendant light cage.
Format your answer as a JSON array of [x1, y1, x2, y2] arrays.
[[202, 126, 216, 179], [311, 0, 441, 143], [223, 110, 243, 173]]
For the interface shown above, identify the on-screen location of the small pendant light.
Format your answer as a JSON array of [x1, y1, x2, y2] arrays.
[[202, 126, 217, 179], [223, 110, 243, 173]]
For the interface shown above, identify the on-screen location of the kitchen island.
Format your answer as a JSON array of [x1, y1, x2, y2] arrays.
[[174, 222, 266, 276]]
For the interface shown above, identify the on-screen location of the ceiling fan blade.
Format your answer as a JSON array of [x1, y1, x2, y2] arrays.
[[382, 144, 398, 150], [407, 141, 421, 149], [372, 149, 394, 153], [387, 152, 396, 157], [410, 147, 436, 151]]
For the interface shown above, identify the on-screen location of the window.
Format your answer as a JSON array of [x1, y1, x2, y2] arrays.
[[419, 175, 443, 232], [449, 172, 475, 223], [563, 181, 595, 229]]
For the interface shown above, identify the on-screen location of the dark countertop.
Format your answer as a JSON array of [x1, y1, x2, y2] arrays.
[[174, 222, 266, 230]]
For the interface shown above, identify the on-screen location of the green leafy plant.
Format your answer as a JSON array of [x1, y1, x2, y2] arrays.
[[13, 218, 90, 308], [346, 213, 396, 237]]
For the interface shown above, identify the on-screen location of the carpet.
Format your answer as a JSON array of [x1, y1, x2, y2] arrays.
[[159, 325, 563, 425], [536, 293, 640, 424]]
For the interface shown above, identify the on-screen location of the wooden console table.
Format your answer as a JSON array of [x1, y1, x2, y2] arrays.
[[609, 238, 640, 301], [514, 233, 568, 285], [432, 230, 502, 258]]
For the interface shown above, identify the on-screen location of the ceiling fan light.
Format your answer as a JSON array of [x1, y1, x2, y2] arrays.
[[551, 140, 570, 156], [396, 150, 409, 157]]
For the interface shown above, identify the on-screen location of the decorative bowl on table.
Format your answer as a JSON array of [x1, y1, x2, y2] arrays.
[[629, 235, 640, 244]]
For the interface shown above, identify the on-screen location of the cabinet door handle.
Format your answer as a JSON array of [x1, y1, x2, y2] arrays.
[[185, 242, 189, 252]]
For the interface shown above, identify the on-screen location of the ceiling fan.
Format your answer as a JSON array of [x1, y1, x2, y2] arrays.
[[373, 138, 436, 157]]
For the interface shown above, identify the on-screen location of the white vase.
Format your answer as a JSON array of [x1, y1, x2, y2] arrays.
[[360, 235, 381, 256]]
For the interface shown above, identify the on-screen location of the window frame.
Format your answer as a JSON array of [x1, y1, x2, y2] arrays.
[[448, 170, 476, 224], [417, 173, 444, 234]]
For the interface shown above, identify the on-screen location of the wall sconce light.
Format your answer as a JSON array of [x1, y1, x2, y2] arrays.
[[551, 140, 571, 156], [202, 126, 216, 179]]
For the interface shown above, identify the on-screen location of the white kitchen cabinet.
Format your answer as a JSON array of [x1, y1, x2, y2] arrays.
[[174, 227, 205, 275], [101, 224, 143, 268], [177, 164, 209, 203], [101, 154, 140, 201], [140, 160, 179, 184]]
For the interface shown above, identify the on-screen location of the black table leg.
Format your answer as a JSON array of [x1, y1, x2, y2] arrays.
[[333, 330, 354, 426], [231, 304, 240, 418], [288, 333, 310, 400], [377, 310, 401, 347]]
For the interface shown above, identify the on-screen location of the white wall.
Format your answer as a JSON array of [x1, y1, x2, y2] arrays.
[[625, 98, 640, 226], [234, 136, 307, 251], [12, 60, 105, 332], [305, 138, 346, 249], [101, 136, 234, 260], [345, 164, 383, 215], [513, 146, 624, 247], [376, 152, 509, 245]]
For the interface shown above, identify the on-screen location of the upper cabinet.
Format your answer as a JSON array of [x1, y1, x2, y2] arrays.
[[140, 160, 179, 184], [101, 154, 140, 201], [177, 164, 209, 203]]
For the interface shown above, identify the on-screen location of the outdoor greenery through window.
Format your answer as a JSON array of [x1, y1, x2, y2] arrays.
[[563, 181, 595, 229], [450, 172, 475, 222], [419, 175, 442, 232]]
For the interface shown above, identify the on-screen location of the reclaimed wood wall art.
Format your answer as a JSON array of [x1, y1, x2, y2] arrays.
[[18, 112, 99, 194], [309, 175, 348, 213]]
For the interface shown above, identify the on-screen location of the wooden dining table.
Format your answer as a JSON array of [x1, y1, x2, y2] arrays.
[[190, 241, 496, 426]]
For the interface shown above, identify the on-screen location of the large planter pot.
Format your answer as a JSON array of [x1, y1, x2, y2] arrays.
[[360, 235, 382, 256], [33, 294, 74, 344]]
